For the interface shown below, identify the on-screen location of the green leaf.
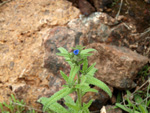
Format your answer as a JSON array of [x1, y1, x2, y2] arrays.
[[68, 65, 80, 87], [75, 83, 90, 90], [134, 94, 143, 103], [116, 91, 122, 103], [80, 76, 86, 84], [57, 47, 68, 54], [82, 58, 88, 72], [82, 88, 98, 96], [115, 103, 131, 112], [60, 71, 68, 83], [115, 103, 140, 113], [56, 53, 69, 58], [83, 100, 93, 108], [48, 102, 69, 113], [147, 99, 150, 107], [138, 105, 148, 113], [3, 102, 10, 109], [64, 96, 76, 113], [86, 76, 112, 97], [65, 102, 79, 111], [64, 95, 75, 105], [86, 63, 97, 76], [81, 101, 93, 113], [38, 87, 75, 111], [134, 94, 148, 113], [37, 97, 48, 105], [80, 49, 96, 54], [0, 103, 4, 112], [81, 53, 93, 58]]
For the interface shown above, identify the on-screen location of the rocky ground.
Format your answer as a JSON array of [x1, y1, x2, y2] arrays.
[[0, 0, 150, 113]]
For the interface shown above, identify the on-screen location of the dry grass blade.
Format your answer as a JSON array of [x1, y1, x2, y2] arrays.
[[0, 0, 12, 6], [140, 27, 150, 37], [115, 0, 123, 19]]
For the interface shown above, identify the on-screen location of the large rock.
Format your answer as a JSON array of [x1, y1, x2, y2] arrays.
[[0, 0, 80, 110], [43, 12, 149, 109], [87, 43, 149, 89], [44, 12, 144, 80]]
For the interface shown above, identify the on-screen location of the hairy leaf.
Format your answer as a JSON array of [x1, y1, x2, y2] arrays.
[[57, 47, 68, 54], [82, 88, 98, 96], [80, 49, 96, 54], [68, 65, 80, 87], [60, 71, 68, 83], [64, 95, 75, 105], [65, 102, 79, 111], [38, 87, 75, 111], [48, 102, 69, 113], [82, 58, 88, 72], [86, 76, 112, 97]]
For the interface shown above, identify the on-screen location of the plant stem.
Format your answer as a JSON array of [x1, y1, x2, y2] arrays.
[[77, 72, 82, 110]]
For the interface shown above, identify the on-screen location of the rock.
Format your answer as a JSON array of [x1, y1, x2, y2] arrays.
[[78, 0, 95, 16], [104, 105, 122, 113], [0, 0, 80, 110], [136, 36, 150, 58], [69, 0, 113, 13], [68, 12, 136, 48], [43, 26, 77, 75], [145, 0, 150, 3], [89, 0, 113, 11], [68, 0, 95, 16], [43, 12, 149, 108], [87, 43, 149, 89], [82, 86, 113, 111]]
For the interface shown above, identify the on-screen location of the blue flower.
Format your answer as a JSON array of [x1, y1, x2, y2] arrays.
[[73, 49, 79, 55]]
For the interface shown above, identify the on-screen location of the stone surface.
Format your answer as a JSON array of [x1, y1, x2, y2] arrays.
[[78, 0, 95, 16], [89, 0, 113, 11], [104, 105, 122, 113], [44, 13, 149, 89], [43, 12, 149, 109], [43, 13, 148, 109], [69, 0, 113, 14], [82, 86, 113, 111], [68, 12, 137, 47], [0, 0, 80, 110], [145, 0, 150, 3], [87, 43, 149, 89]]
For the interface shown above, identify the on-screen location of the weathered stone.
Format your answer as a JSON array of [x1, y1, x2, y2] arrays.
[[82, 86, 113, 111], [0, 0, 80, 110], [89, 0, 113, 11], [104, 105, 123, 113], [78, 0, 95, 16], [145, 0, 150, 3], [87, 43, 149, 89], [68, 12, 136, 48], [43, 26, 79, 75], [69, 0, 113, 13], [43, 12, 149, 108]]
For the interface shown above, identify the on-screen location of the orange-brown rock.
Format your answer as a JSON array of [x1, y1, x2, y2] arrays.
[[0, 0, 80, 111]]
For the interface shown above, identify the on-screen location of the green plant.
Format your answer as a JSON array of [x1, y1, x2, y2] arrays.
[[38, 45, 112, 113], [111, 0, 119, 7], [138, 64, 150, 79], [0, 94, 37, 113], [0, 94, 25, 113], [115, 77, 150, 113]]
